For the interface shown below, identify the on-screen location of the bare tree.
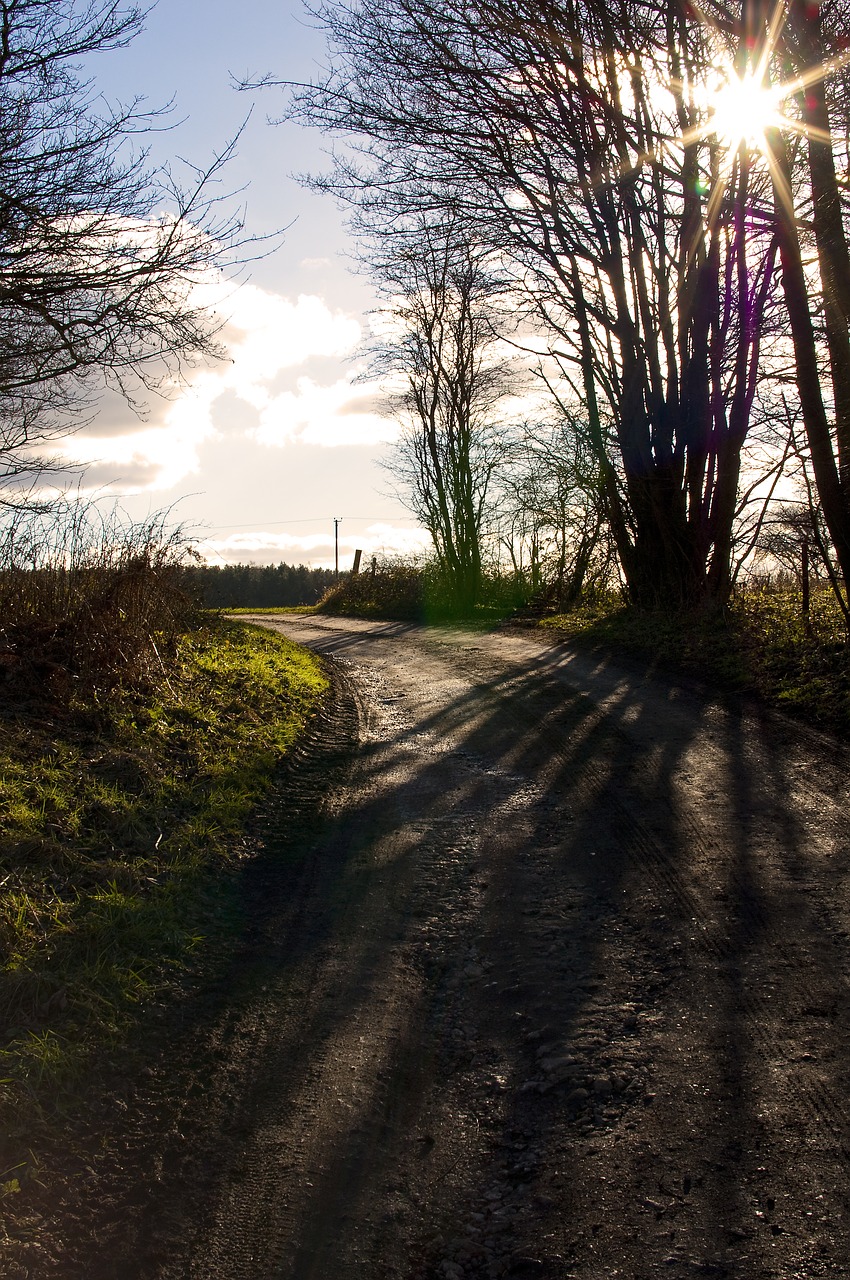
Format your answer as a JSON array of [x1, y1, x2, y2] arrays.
[[288, 0, 787, 608], [764, 0, 850, 606], [371, 219, 516, 610], [755, 500, 830, 584], [0, 0, 247, 504], [498, 415, 614, 605]]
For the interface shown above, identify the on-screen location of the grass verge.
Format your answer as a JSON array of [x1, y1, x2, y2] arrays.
[[224, 605, 319, 616], [536, 585, 850, 736], [0, 617, 328, 1162]]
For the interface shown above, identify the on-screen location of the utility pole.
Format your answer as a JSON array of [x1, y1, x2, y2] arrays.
[[333, 517, 342, 580]]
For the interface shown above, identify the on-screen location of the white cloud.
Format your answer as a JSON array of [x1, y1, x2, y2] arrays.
[[355, 522, 433, 559], [59, 282, 384, 492], [252, 371, 397, 449], [62, 374, 223, 489], [217, 285, 362, 402]]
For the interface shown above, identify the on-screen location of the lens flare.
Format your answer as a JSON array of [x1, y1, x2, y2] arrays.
[[708, 65, 784, 154]]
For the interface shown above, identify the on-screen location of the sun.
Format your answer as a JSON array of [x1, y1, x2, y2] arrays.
[[706, 63, 785, 156]]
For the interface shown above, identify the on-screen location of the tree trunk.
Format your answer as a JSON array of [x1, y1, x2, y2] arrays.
[[768, 124, 850, 594]]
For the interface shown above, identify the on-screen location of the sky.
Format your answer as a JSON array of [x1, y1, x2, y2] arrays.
[[63, 0, 432, 569]]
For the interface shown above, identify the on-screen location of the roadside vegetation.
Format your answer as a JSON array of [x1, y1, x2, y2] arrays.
[[539, 584, 850, 737], [226, 605, 320, 615], [317, 560, 528, 622], [0, 513, 328, 1165]]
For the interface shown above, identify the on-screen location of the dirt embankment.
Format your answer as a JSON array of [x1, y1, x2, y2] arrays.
[[5, 614, 850, 1280]]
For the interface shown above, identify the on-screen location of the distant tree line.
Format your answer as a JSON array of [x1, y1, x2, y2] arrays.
[[182, 562, 338, 608]]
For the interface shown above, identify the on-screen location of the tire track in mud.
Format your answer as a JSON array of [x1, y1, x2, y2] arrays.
[[148, 663, 370, 1279]]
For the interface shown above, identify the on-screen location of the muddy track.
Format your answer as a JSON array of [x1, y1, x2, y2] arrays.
[[4, 615, 850, 1280]]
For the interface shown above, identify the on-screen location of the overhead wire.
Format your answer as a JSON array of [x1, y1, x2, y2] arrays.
[[203, 515, 403, 531]]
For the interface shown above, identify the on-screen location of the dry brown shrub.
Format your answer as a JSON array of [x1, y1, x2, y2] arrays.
[[0, 500, 196, 701]]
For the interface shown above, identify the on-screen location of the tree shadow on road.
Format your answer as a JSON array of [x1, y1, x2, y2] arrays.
[[64, 629, 850, 1280]]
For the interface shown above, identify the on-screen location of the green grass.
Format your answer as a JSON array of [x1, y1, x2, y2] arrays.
[[0, 617, 328, 1123], [537, 584, 850, 735], [223, 605, 319, 615], [317, 564, 530, 622]]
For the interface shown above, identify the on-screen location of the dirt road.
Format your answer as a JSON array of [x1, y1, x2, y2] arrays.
[[15, 615, 850, 1279]]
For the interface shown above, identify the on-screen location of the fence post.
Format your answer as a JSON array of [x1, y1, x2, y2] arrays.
[[802, 537, 811, 631], [352, 549, 362, 575]]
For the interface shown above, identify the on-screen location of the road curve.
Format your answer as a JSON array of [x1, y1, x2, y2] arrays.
[[56, 615, 850, 1279]]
